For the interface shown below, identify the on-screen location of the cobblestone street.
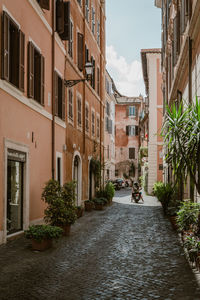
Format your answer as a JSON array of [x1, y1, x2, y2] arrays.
[[1, 189, 200, 300]]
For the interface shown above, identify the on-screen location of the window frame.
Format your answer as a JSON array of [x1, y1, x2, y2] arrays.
[[77, 93, 82, 129], [68, 88, 74, 124]]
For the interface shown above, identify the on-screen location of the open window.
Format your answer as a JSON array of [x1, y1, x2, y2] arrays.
[[54, 71, 65, 120], [56, 0, 70, 40]]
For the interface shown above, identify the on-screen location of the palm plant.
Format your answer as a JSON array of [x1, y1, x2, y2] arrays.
[[162, 97, 200, 196]]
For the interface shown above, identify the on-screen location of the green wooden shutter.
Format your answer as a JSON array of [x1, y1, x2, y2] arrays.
[[19, 30, 25, 91], [27, 42, 34, 98], [2, 11, 9, 81], [40, 55, 45, 105], [62, 79, 65, 121]]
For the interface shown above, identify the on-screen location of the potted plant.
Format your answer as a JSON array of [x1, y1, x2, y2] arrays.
[[24, 224, 63, 251], [84, 200, 94, 211], [42, 180, 77, 236], [92, 198, 104, 210], [76, 206, 84, 218]]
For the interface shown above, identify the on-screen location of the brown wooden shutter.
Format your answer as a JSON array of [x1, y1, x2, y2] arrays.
[[54, 72, 58, 116], [135, 126, 139, 136], [62, 79, 65, 121], [28, 42, 34, 98], [135, 107, 138, 118], [19, 30, 25, 91], [93, 59, 95, 89], [126, 106, 129, 117], [77, 33, 83, 71], [40, 55, 45, 105], [2, 11, 9, 81], [56, 0, 64, 34], [126, 126, 129, 136], [181, 0, 185, 34], [38, 0, 50, 10], [59, 1, 70, 40], [188, 0, 192, 20]]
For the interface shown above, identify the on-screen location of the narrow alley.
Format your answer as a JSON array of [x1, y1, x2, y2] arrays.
[[0, 189, 200, 300]]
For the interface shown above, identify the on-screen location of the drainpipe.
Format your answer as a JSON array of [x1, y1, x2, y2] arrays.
[[51, 0, 55, 179]]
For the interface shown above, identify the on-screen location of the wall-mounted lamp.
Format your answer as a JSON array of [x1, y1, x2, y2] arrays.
[[64, 62, 93, 88]]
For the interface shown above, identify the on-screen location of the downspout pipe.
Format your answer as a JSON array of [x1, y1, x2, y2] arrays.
[[52, 0, 55, 179]]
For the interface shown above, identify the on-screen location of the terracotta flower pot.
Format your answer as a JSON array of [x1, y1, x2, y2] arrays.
[[94, 203, 104, 210], [31, 239, 52, 251], [85, 202, 93, 212], [61, 224, 71, 236]]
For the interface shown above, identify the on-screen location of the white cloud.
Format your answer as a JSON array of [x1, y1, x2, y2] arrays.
[[106, 45, 145, 97]]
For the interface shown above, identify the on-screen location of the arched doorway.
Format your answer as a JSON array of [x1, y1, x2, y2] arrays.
[[73, 153, 82, 206]]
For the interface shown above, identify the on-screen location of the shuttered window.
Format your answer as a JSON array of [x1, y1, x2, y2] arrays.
[[59, 2, 70, 41], [108, 119, 112, 134], [97, 67, 100, 95], [68, 89, 73, 121], [54, 71, 65, 120], [97, 116, 100, 138], [126, 125, 138, 136], [77, 96, 82, 127], [97, 21, 100, 46], [129, 148, 135, 159], [92, 111, 95, 136], [2, 12, 25, 91], [77, 33, 83, 71], [68, 19, 73, 58], [37, 0, 50, 10], [92, 7, 95, 34], [106, 102, 110, 116], [27, 42, 45, 105], [56, 0, 64, 34], [85, 104, 89, 132], [91, 56, 95, 89], [85, 0, 89, 22]]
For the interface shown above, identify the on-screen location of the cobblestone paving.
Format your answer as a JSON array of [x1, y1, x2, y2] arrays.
[[1, 189, 200, 300]]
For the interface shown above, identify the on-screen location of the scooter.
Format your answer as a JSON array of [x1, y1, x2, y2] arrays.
[[131, 192, 140, 203]]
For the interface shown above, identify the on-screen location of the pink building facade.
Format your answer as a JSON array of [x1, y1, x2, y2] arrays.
[[141, 49, 163, 194]]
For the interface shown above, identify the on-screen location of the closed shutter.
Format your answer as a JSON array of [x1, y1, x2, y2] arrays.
[[108, 119, 112, 134], [126, 106, 129, 117], [28, 42, 34, 98], [38, 0, 50, 10], [92, 59, 95, 89], [2, 11, 9, 81], [135, 126, 139, 136], [126, 125, 129, 136], [97, 67, 100, 95], [56, 0, 64, 34], [135, 107, 138, 117], [129, 148, 135, 159], [19, 30, 25, 91], [54, 72, 58, 116], [77, 33, 83, 71], [106, 116, 109, 131], [59, 2, 70, 40], [62, 79, 65, 120], [40, 55, 45, 105], [181, 0, 185, 34], [188, 0, 192, 20]]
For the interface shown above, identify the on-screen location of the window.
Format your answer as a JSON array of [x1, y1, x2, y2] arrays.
[[2, 12, 25, 91], [85, 104, 89, 132], [108, 119, 112, 134], [77, 96, 82, 127], [115, 169, 119, 177], [129, 148, 135, 159], [68, 19, 73, 58], [27, 42, 45, 105], [97, 67, 100, 95], [77, 33, 83, 71], [37, 0, 50, 10], [85, 0, 89, 22], [126, 125, 139, 136], [106, 102, 110, 116], [92, 7, 95, 34], [97, 116, 100, 138], [128, 106, 136, 116], [54, 71, 65, 120], [97, 21, 100, 45], [91, 56, 95, 89], [68, 89, 73, 121], [56, 0, 70, 40], [92, 110, 95, 136]]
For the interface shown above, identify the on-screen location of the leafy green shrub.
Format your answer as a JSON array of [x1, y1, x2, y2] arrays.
[[96, 182, 115, 201], [24, 225, 63, 241], [42, 179, 77, 226], [177, 201, 200, 232], [92, 198, 104, 205], [153, 182, 175, 214], [184, 236, 200, 263]]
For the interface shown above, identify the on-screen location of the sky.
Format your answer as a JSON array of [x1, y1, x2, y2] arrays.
[[106, 0, 161, 97]]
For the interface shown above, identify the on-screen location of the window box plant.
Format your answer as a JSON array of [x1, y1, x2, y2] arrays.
[[24, 224, 63, 251]]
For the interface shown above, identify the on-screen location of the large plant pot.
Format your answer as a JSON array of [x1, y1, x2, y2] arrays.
[[94, 203, 104, 211], [169, 216, 178, 230], [61, 224, 71, 236], [85, 202, 93, 212], [31, 239, 52, 251]]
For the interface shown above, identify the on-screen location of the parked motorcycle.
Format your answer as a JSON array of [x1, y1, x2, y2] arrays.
[[131, 192, 140, 203]]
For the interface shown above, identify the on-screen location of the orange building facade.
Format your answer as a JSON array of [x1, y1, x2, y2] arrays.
[[0, 0, 105, 244]]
